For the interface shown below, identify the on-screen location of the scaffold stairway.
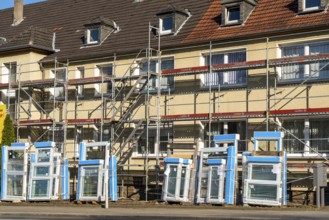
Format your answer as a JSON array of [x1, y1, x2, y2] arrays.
[[114, 120, 145, 165]]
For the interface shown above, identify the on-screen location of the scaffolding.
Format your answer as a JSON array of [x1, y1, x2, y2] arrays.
[[1, 26, 329, 202]]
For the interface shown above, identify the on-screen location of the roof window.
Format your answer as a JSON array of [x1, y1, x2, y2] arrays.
[[298, 0, 328, 14], [83, 17, 120, 46], [156, 4, 191, 36], [160, 16, 174, 35], [87, 28, 100, 44], [221, 0, 258, 26], [226, 6, 240, 24]]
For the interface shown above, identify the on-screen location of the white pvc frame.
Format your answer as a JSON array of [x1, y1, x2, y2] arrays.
[[2, 146, 28, 201], [206, 165, 226, 204]]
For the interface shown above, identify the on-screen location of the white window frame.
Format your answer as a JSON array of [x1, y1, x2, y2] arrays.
[[278, 40, 329, 81], [159, 16, 173, 35], [303, 0, 321, 11], [1, 62, 17, 97], [138, 57, 175, 91], [87, 27, 100, 44], [225, 6, 240, 24], [76, 66, 85, 96], [49, 68, 67, 99], [201, 49, 247, 87], [94, 64, 113, 95]]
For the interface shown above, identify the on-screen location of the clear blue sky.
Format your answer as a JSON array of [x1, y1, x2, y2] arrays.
[[0, 0, 46, 10]]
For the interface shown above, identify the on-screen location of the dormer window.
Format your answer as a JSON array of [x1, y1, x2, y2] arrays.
[[156, 4, 191, 36], [226, 6, 240, 23], [83, 17, 120, 46], [160, 16, 173, 35], [87, 27, 100, 44], [221, 0, 258, 27], [298, 0, 327, 14]]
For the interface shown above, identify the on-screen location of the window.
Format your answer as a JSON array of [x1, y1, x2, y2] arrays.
[[76, 67, 85, 96], [135, 128, 171, 156], [202, 50, 247, 87], [1, 62, 17, 97], [3, 62, 17, 83], [304, 0, 321, 11], [87, 28, 100, 44], [282, 119, 304, 153], [280, 41, 329, 82], [95, 64, 112, 96], [140, 58, 174, 91], [160, 16, 173, 35], [136, 135, 169, 156], [310, 118, 329, 153], [226, 7, 240, 23], [203, 121, 246, 151], [50, 68, 67, 99]]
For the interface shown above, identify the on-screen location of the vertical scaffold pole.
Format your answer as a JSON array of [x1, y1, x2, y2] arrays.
[[208, 41, 212, 147]]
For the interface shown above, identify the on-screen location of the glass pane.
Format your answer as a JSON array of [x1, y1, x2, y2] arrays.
[[82, 167, 99, 197], [34, 166, 50, 177], [86, 145, 105, 160], [89, 28, 99, 42], [167, 166, 178, 197], [210, 167, 220, 199], [248, 183, 278, 201], [251, 165, 277, 181], [37, 149, 51, 163], [200, 177, 208, 199], [7, 150, 24, 171], [162, 17, 173, 31], [179, 167, 186, 198], [310, 119, 329, 153], [257, 140, 278, 151], [305, 0, 320, 8], [228, 7, 240, 21], [32, 180, 49, 198], [52, 178, 56, 197], [282, 120, 304, 153], [7, 174, 23, 197]]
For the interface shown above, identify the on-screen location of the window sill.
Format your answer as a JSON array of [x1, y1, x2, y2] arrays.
[[221, 21, 242, 27], [278, 77, 329, 85], [200, 83, 247, 90], [140, 88, 175, 94], [298, 8, 323, 15], [132, 154, 167, 159]]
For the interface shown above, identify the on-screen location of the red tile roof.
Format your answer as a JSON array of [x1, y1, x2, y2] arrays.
[[184, 0, 329, 43]]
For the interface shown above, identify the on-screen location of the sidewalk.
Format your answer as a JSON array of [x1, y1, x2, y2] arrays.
[[0, 204, 329, 219]]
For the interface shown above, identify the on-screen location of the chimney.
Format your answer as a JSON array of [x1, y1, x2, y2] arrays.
[[12, 0, 24, 26]]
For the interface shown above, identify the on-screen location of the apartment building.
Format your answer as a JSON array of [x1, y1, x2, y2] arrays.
[[0, 0, 328, 202]]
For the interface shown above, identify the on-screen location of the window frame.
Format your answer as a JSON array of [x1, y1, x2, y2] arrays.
[[86, 27, 100, 45], [226, 6, 241, 24], [94, 63, 113, 96], [138, 56, 175, 92], [201, 49, 247, 88], [50, 67, 67, 99], [76, 66, 85, 97], [159, 16, 174, 35], [303, 0, 321, 11], [278, 40, 329, 83]]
